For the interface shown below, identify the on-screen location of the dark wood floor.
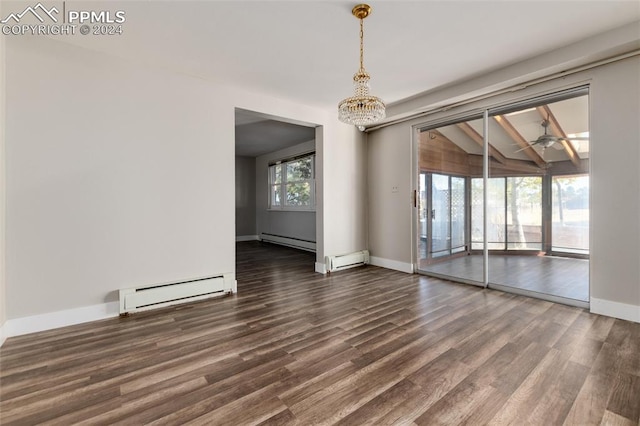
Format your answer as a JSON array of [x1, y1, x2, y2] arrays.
[[1, 241, 638, 425], [421, 254, 589, 302]]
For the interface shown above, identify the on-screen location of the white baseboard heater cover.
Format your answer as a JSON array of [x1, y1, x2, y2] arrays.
[[260, 233, 316, 252], [326, 250, 370, 272], [119, 274, 234, 314]]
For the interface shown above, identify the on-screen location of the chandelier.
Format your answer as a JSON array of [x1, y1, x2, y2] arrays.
[[338, 4, 385, 131]]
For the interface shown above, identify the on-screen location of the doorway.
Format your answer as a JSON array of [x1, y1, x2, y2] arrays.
[[419, 173, 466, 263], [234, 109, 320, 269]]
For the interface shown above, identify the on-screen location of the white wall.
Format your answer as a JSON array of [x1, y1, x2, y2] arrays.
[[256, 140, 316, 243], [323, 125, 368, 259], [6, 37, 235, 319], [3, 36, 365, 334], [235, 156, 256, 238], [0, 26, 7, 345], [367, 124, 413, 271], [589, 57, 640, 319], [368, 54, 640, 322]]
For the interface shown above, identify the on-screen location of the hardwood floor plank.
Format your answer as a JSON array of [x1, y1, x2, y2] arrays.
[[606, 371, 640, 423], [77, 377, 207, 425], [414, 380, 495, 426], [563, 342, 622, 426], [512, 316, 568, 348], [488, 347, 567, 425], [256, 408, 297, 426], [278, 362, 360, 408], [1, 387, 120, 425], [1, 241, 639, 425], [599, 410, 638, 426], [526, 360, 590, 425], [490, 342, 550, 395], [288, 364, 402, 424], [334, 378, 421, 425], [184, 390, 287, 426]]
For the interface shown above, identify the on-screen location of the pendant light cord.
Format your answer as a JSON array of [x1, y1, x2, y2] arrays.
[[359, 17, 364, 71]]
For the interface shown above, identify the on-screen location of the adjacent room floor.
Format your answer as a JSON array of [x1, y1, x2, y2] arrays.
[[421, 254, 589, 302]]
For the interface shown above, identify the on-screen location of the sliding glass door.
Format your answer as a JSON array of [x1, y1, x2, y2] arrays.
[[416, 88, 590, 305], [424, 173, 465, 259], [416, 118, 483, 284]]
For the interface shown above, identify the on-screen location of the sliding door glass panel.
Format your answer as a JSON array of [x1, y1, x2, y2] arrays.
[[418, 173, 428, 263], [552, 175, 589, 254], [431, 174, 451, 258], [416, 118, 483, 285], [471, 178, 484, 250], [451, 177, 466, 254], [506, 177, 542, 250], [487, 92, 589, 303], [486, 178, 506, 250]]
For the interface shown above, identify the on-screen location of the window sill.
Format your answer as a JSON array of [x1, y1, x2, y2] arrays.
[[267, 209, 316, 213]]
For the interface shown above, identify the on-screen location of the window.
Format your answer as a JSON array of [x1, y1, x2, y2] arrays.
[[471, 176, 542, 250], [429, 173, 466, 258], [269, 154, 315, 210], [552, 174, 589, 254]]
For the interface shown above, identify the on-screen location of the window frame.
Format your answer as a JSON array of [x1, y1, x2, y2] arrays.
[[268, 153, 316, 212]]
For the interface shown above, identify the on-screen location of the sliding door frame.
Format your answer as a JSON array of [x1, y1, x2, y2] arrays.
[[411, 85, 590, 308]]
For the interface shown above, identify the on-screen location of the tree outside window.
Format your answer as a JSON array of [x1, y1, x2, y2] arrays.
[[269, 154, 315, 210]]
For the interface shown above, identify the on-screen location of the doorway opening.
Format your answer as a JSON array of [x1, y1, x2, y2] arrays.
[[234, 108, 320, 273]]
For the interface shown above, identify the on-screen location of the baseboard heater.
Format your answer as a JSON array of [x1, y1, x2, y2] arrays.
[[326, 250, 370, 272], [119, 274, 235, 315], [260, 233, 316, 252]]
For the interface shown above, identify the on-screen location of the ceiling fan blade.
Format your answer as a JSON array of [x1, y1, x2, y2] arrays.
[[514, 145, 534, 153]]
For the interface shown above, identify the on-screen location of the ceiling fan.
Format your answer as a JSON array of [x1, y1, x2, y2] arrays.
[[516, 119, 589, 154]]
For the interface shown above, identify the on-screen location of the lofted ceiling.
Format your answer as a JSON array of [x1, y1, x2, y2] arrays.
[[425, 95, 590, 174]]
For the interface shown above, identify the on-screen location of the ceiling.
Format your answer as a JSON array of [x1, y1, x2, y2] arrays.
[[426, 94, 589, 173], [235, 110, 316, 157], [18, 1, 638, 156], [40, 1, 639, 110]]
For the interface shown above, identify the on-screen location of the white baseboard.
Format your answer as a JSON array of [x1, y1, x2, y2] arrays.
[[369, 256, 414, 274], [261, 233, 316, 252], [315, 262, 327, 274], [591, 297, 640, 323], [4, 302, 120, 339], [236, 235, 259, 242]]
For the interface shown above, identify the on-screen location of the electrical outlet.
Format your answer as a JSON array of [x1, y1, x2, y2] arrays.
[[392, 186, 399, 193]]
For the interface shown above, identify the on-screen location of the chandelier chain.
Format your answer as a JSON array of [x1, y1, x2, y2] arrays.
[[359, 17, 364, 71]]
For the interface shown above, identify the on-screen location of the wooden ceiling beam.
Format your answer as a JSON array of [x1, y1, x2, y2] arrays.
[[536, 105, 581, 168], [492, 115, 547, 169], [467, 155, 549, 176], [455, 122, 508, 165]]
